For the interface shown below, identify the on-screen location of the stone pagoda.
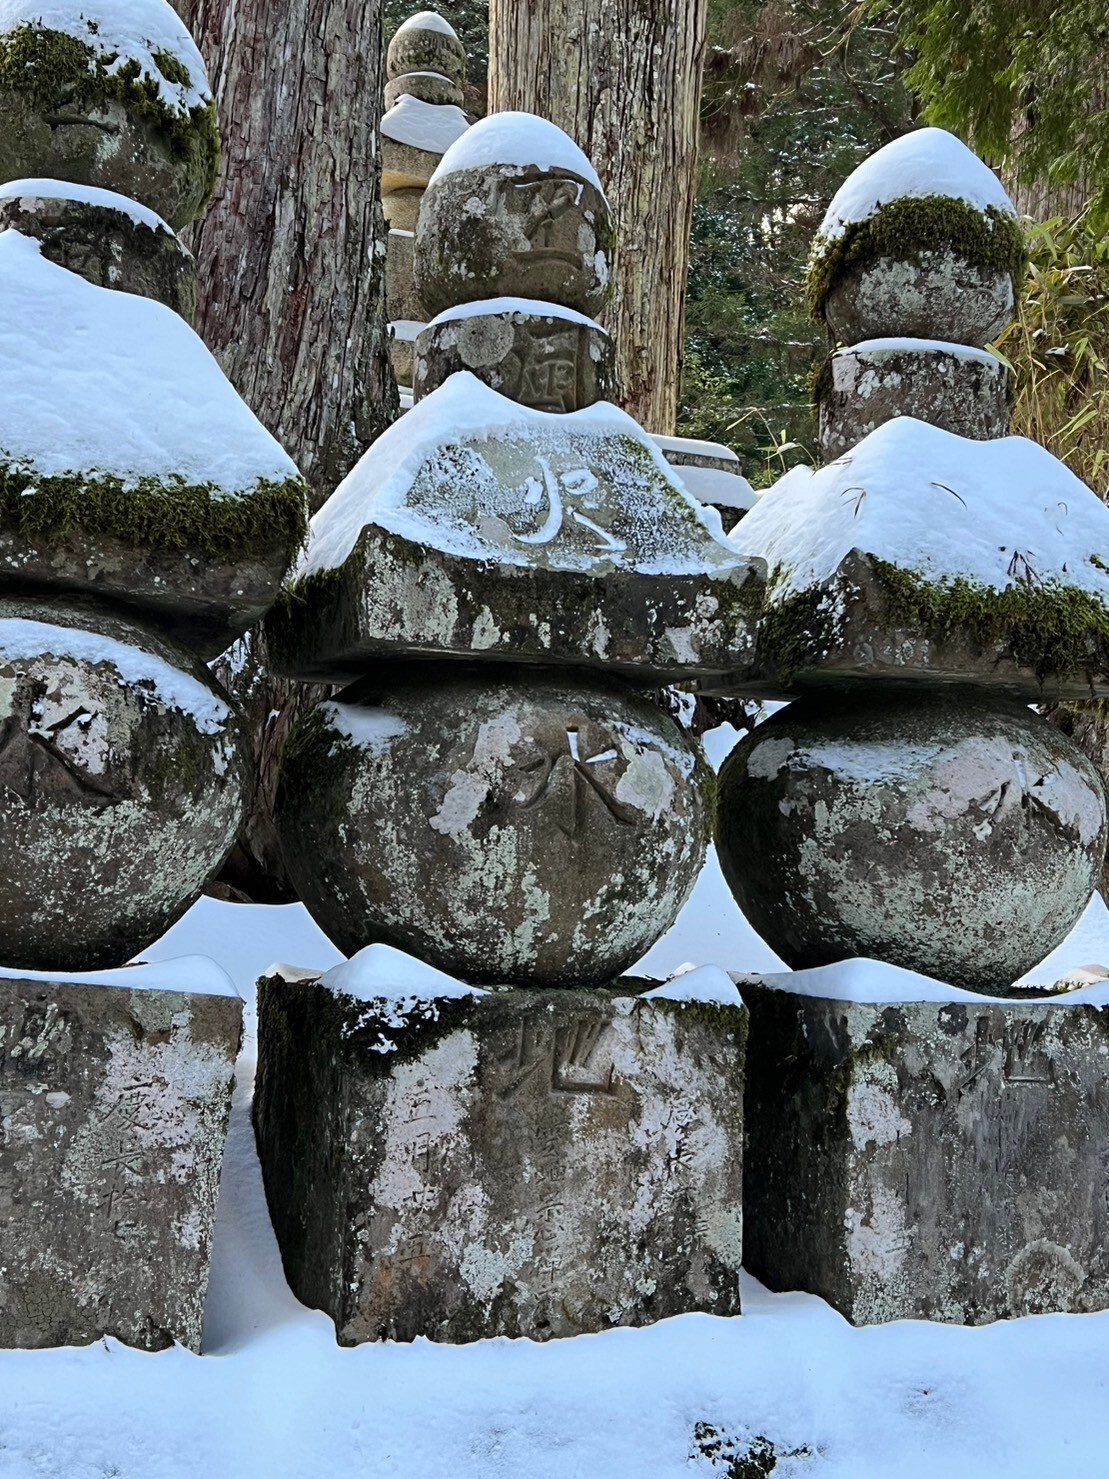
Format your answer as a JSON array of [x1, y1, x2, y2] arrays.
[[810, 128, 1019, 457], [715, 126, 1109, 1327], [381, 10, 470, 392], [0, 0, 308, 1352], [256, 111, 757, 1344]]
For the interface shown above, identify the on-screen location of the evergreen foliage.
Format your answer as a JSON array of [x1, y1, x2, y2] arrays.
[[869, 0, 1109, 219]]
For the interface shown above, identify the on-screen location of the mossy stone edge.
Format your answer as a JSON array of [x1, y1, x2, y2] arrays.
[[0, 461, 308, 563], [760, 557, 1109, 692], [0, 25, 221, 210], [805, 195, 1027, 322]]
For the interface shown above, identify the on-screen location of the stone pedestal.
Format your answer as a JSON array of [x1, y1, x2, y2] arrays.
[[0, 963, 242, 1351], [254, 969, 747, 1344], [414, 301, 613, 410], [740, 973, 1109, 1325], [818, 341, 1010, 455]]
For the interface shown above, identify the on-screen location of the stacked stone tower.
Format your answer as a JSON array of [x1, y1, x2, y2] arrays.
[[256, 111, 759, 1343], [810, 129, 1020, 456], [0, 0, 308, 1350], [380, 10, 470, 392], [717, 127, 1109, 1326]]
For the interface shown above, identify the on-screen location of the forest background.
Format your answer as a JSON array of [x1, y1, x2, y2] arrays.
[[382, 0, 1109, 496]]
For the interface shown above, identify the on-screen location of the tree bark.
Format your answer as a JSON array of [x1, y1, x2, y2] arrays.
[[170, 0, 396, 902], [488, 0, 708, 435]]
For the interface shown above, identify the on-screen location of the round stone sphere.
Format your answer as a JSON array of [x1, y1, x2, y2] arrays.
[[0, 181, 198, 322], [276, 668, 709, 986], [415, 162, 614, 319], [0, 597, 248, 971], [0, 25, 218, 229], [823, 247, 1014, 345], [387, 13, 466, 85], [716, 688, 1107, 993]]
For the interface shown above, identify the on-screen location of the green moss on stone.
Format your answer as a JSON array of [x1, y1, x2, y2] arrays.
[[759, 559, 1109, 687], [0, 25, 221, 206], [0, 462, 308, 562], [872, 558, 1109, 684], [805, 194, 1027, 321]]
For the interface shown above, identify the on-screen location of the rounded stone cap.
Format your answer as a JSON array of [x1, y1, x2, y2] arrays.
[[0, 11, 220, 229], [387, 11, 465, 85], [414, 297, 613, 410], [384, 69, 464, 109], [0, 179, 198, 323], [416, 118, 613, 318]]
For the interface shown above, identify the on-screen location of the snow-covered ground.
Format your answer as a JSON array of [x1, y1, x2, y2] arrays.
[[4, 724, 1109, 1477]]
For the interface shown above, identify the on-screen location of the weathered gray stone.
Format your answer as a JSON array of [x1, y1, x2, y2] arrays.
[[381, 133, 443, 194], [270, 523, 761, 685], [0, 22, 218, 230], [824, 248, 1014, 346], [653, 436, 758, 525], [0, 515, 304, 661], [740, 973, 1109, 1324], [382, 185, 424, 232], [415, 162, 614, 319], [0, 966, 241, 1350], [414, 303, 613, 410], [716, 688, 1107, 993], [0, 596, 248, 971], [270, 376, 763, 684], [387, 13, 466, 85], [276, 669, 710, 985], [0, 184, 198, 322], [384, 70, 464, 109], [818, 341, 1010, 455], [389, 320, 418, 388], [254, 968, 746, 1343], [385, 227, 422, 322]]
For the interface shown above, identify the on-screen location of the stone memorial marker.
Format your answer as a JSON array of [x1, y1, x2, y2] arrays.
[[254, 955, 746, 1344], [381, 10, 470, 391], [708, 128, 1109, 1327], [258, 112, 752, 1344], [739, 962, 1109, 1325], [807, 129, 1021, 453], [0, 958, 242, 1351], [0, 0, 305, 1351]]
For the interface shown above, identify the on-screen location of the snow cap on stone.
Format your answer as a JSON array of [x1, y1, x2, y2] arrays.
[[297, 371, 742, 579], [816, 126, 1016, 248], [395, 9, 458, 39], [429, 110, 605, 195], [732, 414, 1109, 606], [0, 0, 213, 116], [0, 179, 176, 235]]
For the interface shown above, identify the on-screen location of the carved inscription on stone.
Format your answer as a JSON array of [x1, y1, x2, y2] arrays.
[[959, 1016, 1056, 1095], [513, 727, 641, 839]]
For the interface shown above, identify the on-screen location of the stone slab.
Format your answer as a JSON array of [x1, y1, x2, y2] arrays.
[[0, 971, 241, 1350], [266, 521, 762, 684], [254, 971, 747, 1344], [740, 976, 1109, 1325], [697, 548, 1109, 701]]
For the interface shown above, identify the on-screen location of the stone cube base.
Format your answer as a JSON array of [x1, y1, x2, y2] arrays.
[[740, 975, 1109, 1324], [254, 971, 747, 1344], [0, 967, 242, 1351]]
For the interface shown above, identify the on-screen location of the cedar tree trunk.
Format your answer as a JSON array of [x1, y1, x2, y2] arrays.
[[171, 0, 397, 902], [488, 0, 708, 434]]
